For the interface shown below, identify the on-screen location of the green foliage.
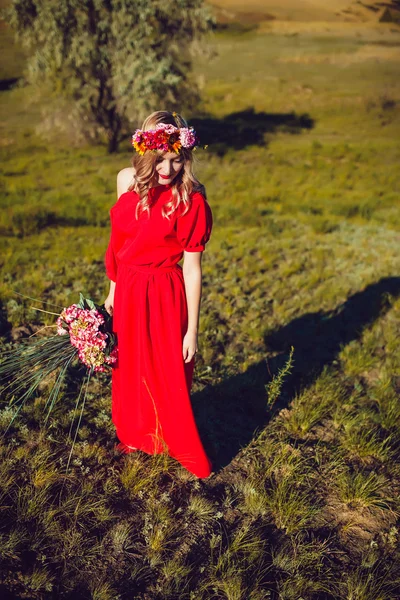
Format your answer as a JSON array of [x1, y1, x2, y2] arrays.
[[3, 0, 214, 152], [265, 346, 294, 408]]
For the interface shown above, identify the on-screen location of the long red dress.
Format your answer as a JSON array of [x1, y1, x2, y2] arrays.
[[104, 183, 213, 478]]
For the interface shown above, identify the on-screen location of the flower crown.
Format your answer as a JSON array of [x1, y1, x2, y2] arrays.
[[131, 122, 199, 156]]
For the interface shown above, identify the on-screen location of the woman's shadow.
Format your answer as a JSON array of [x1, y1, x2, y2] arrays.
[[192, 277, 400, 470]]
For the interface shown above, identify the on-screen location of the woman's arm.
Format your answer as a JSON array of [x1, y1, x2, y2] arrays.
[[105, 280, 116, 315], [182, 250, 203, 363], [104, 168, 135, 314]]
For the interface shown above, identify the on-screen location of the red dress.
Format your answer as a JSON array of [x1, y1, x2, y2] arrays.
[[104, 183, 213, 478]]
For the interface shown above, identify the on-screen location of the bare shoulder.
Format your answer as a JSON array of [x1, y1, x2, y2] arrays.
[[117, 167, 136, 198]]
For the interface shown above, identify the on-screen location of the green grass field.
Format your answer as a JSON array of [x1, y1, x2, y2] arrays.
[[1, 7, 400, 599]]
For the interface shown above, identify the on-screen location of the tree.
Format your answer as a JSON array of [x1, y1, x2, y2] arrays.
[[4, 0, 214, 153]]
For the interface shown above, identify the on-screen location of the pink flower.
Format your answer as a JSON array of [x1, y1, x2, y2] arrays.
[[56, 302, 117, 372], [155, 123, 178, 135], [180, 127, 197, 148]]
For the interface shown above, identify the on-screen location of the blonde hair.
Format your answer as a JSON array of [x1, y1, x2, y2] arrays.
[[128, 110, 206, 221]]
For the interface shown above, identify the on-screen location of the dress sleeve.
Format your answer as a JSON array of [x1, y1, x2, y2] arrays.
[[104, 208, 118, 282], [176, 192, 213, 252]]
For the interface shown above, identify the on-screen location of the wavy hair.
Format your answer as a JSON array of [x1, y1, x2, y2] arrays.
[[128, 110, 206, 221]]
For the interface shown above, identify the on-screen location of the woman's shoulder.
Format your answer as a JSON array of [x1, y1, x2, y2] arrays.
[[177, 185, 212, 222], [111, 188, 138, 216], [190, 182, 206, 197], [111, 167, 136, 207], [189, 188, 212, 220], [117, 167, 136, 198], [189, 184, 208, 206]]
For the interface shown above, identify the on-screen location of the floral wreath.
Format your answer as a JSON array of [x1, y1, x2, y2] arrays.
[[131, 117, 200, 156]]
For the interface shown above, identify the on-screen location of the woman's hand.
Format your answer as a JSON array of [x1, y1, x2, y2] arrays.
[[183, 330, 198, 363], [104, 288, 115, 316]]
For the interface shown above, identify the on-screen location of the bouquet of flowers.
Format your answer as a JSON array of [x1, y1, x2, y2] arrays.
[[56, 296, 117, 373], [0, 294, 117, 468]]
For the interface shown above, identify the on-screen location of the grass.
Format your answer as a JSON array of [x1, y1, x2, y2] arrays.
[[333, 468, 396, 513], [1, 8, 400, 600]]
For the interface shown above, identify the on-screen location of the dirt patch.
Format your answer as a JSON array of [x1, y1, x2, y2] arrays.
[[321, 495, 397, 553]]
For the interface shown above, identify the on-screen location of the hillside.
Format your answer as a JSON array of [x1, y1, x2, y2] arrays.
[[209, 0, 400, 23]]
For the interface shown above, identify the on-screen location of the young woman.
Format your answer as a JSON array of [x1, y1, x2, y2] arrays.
[[104, 110, 213, 479]]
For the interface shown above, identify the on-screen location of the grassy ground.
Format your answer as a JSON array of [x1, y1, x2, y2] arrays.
[[1, 9, 400, 600]]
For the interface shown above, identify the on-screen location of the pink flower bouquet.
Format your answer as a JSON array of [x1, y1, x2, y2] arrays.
[[56, 297, 117, 373], [0, 294, 117, 463]]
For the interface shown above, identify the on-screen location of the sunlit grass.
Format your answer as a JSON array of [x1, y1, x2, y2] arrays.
[[339, 563, 400, 600], [330, 462, 397, 515], [341, 423, 394, 465]]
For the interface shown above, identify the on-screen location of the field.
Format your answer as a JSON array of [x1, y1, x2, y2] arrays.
[[1, 2, 400, 599]]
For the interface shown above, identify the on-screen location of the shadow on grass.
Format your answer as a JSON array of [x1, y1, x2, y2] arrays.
[[194, 276, 400, 471], [0, 78, 20, 91], [190, 107, 315, 156]]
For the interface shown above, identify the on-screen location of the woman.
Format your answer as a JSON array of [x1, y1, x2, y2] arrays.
[[104, 110, 213, 478]]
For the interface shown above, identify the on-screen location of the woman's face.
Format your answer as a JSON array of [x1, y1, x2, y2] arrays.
[[155, 151, 184, 185]]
